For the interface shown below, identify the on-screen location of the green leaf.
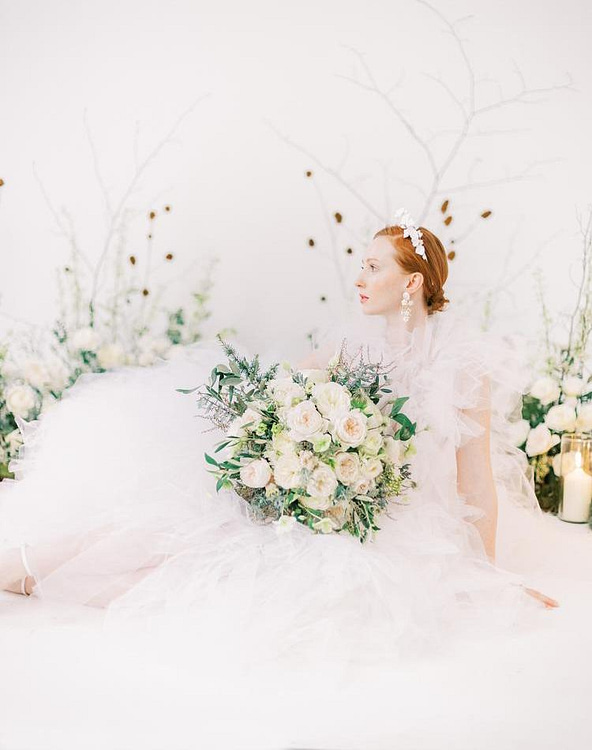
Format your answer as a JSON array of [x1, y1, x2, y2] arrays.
[[176, 387, 199, 395], [204, 452, 220, 467], [389, 396, 409, 417]]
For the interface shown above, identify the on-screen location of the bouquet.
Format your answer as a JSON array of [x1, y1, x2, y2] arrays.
[[181, 336, 417, 542]]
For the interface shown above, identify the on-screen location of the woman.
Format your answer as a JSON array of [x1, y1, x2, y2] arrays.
[[0, 215, 561, 673]]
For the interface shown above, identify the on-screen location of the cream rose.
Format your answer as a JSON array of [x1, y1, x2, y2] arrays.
[[239, 458, 272, 488], [273, 453, 303, 489], [544, 404, 577, 433], [301, 494, 333, 511], [229, 408, 264, 438], [22, 359, 50, 390], [361, 456, 383, 480], [529, 376, 560, 406], [333, 410, 368, 448], [312, 382, 351, 420], [299, 450, 318, 471], [97, 343, 126, 370], [5, 384, 37, 418], [306, 464, 338, 498], [361, 430, 383, 455], [286, 400, 326, 442], [352, 476, 373, 495], [334, 452, 361, 486], [71, 326, 101, 351], [525, 424, 561, 457], [271, 430, 297, 457]]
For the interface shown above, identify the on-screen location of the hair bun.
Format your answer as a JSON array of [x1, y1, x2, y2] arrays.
[[427, 288, 449, 314]]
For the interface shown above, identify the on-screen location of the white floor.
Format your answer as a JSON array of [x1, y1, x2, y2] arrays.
[[1, 544, 592, 750]]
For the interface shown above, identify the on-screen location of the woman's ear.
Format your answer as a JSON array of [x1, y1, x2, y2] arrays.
[[406, 272, 424, 295]]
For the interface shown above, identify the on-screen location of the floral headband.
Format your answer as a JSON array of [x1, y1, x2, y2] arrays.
[[393, 208, 427, 262]]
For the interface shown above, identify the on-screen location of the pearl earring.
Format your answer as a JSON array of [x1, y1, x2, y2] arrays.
[[401, 291, 413, 322]]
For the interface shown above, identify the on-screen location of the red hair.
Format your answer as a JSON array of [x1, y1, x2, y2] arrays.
[[373, 225, 450, 314]]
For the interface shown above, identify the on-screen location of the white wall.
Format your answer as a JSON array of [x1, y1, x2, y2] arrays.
[[1, 0, 590, 359]]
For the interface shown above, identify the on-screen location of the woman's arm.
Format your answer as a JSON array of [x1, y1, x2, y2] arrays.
[[456, 374, 498, 563]]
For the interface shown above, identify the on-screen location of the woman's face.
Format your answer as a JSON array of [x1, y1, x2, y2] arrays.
[[355, 236, 412, 316]]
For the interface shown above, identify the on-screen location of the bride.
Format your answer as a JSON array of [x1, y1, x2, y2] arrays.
[[0, 213, 563, 672]]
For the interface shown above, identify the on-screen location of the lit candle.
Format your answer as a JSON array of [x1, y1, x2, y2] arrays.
[[561, 452, 592, 523]]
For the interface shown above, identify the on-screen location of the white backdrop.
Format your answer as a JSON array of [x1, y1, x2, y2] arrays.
[[1, 0, 590, 357]]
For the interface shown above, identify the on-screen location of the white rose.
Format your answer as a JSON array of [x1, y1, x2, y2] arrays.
[[239, 458, 272, 488], [544, 404, 577, 433], [97, 343, 126, 370], [273, 453, 303, 489], [576, 403, 592, 432], [301, 494, 333, 511], [286, 401, 326, 442], [5, 384, 37, 418], [312, 382, 351, 420], [299, 369, 329, 385], [562, 376, 585, 398], [361, 456, 383, 480], [507, 419, 531, 448], [361, 430, 383, 455], [333, 410, 368, 448], [525, 424, 561, 457], [271, 431, 297, 457], [363, 402, 384, 429], [267, 378, 305, 407], [22, 359, 50, 389], [306, 464, 338, 498], [383, 435, 404, 465], [71, 327, 101, 351], [529, 376, 560, 406], [227, 408, 263, 438], [334, 452, 361, 486]]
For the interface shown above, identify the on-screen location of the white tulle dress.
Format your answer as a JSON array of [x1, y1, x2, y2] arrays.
[[1, 308, 589, 688]]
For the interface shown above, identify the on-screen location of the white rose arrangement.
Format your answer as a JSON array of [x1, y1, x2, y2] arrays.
[[509, 370, 592, 512], [182, 336, 418, 542]]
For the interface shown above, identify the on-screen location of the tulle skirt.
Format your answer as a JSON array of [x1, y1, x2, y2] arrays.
[[0, 340, 584, 685]]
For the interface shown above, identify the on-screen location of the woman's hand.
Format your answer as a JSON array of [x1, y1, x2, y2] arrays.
[[522, 586, 560, 609]]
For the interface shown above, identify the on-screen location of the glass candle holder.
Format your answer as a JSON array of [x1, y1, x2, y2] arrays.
[[558, 433, 592, 523]]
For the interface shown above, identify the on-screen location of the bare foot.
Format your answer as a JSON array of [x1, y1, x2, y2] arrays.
[[523, 586, 560, 609]]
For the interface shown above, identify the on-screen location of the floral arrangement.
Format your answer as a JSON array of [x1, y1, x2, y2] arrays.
[[510, 374, 592, 512], [182, 337, 418, 542], [0, 205, 218, 480], [509, 210, 592, 513]]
